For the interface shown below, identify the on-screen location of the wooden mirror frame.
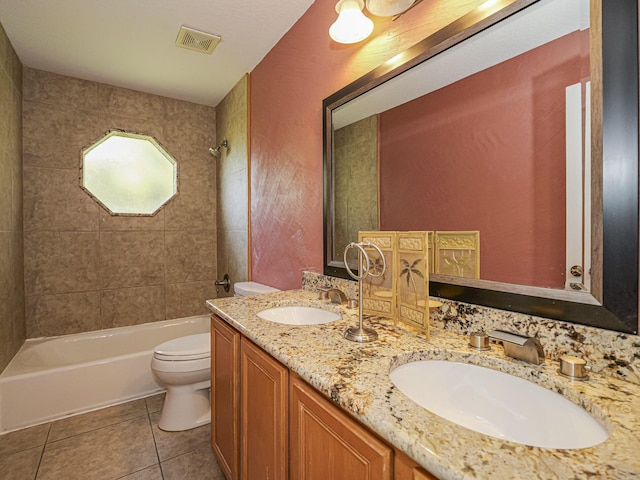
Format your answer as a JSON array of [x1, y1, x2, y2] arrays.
[[323, 0, 639, 334]]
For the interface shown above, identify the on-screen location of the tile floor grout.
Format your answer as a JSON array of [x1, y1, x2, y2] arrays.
[[0, 393, 224, 480]]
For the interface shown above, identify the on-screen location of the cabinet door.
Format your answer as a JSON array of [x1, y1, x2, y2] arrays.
[[241, 338, 288, 480], [211, 315, 241, 480], [394, 449, 439, 480], [290, 374, 393, 480]]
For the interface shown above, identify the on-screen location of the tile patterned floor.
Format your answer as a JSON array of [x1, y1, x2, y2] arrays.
[[0, 394, 224, 480]]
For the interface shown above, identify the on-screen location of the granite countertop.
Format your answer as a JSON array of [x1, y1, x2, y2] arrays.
[[206, 289, 640, 480]]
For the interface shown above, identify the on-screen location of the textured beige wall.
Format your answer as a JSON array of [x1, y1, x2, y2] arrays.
[[216, 75, 249, 297], [23, 68, 218, 338], [333, 115, 378, 259], [0, 22, 25, 371]]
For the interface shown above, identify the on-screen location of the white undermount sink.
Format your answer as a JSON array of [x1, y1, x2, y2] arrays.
[[389, 360, 609, 449], [257, 306, 341, 325]]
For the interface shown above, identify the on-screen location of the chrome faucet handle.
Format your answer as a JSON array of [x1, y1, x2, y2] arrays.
[[317, 285, 331, 300], [488, 330, 545, 365]]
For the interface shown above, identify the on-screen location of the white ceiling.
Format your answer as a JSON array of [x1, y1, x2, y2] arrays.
[[0, 0, 315, 106]]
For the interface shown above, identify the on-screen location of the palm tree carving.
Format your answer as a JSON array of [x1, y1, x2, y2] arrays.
[[399, 258, 424, 305], [442, 251, 474, 277], [368, 255, 386, 278]]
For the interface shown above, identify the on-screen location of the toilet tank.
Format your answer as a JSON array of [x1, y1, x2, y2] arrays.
[[234, 281, 280, 297]]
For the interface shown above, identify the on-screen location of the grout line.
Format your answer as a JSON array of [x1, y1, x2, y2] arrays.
[[146, 407, 164, 477], [32, 422, 52, 480]]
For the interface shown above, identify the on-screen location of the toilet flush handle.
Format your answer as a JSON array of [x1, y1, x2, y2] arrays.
[[215, 274, 231, 293]]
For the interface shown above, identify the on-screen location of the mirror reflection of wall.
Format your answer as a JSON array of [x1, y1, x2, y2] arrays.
[[333, 115, 378, 267], [378, 29, 590, 289], [332, 0, 591, 290]]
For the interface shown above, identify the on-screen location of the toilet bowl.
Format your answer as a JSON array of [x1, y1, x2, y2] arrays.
[[151, 333, 211, 431]]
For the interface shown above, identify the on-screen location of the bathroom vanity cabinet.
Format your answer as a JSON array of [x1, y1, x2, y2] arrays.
[[210, 314, 437, 480], [240, 337, 288, 479], [210, 314, 240, 479], [211, 314, 288, 480]]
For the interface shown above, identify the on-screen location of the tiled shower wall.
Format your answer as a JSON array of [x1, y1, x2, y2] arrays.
[[0, 22, 25, 371], [216, 75, 249, 297], [23, 68, 218, 338]]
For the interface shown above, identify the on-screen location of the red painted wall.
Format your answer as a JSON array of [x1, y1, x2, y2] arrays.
[[249, 0, 485, 289], [379, 31, 590, 288]]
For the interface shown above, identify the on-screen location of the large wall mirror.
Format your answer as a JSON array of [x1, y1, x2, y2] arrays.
[[323, 0, 639, 334]]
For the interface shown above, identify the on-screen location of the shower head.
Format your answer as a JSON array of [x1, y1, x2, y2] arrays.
[[208, 139, 228, 158]]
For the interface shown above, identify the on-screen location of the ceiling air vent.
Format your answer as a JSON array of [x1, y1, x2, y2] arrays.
[[175, 26, 221, 55]]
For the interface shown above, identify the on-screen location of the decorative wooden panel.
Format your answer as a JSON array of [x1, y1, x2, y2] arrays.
[[211, 315, 241, 480], [435, 231, 480, 279], [358, 231, 397, 321], [240, 338, 288, 480], [396, 232, 430, 338], [290, 374, 392, 480], [393, 449, 439, 480]]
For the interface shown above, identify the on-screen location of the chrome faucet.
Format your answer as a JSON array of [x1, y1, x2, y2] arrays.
[[489, 330, 545, 365], [317, 286, 348, 305], [326, 288, 348, 305]]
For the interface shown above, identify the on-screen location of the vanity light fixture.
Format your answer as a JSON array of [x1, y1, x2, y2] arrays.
[[365, 0, 416, 17], [330, 0, 419, 44], [329, 0, 374, 44]]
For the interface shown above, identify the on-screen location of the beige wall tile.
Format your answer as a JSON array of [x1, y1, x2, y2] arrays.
[[217, 229, 248, 295], [0, 147, 12, 231], [0, 23, 21, 92], [0, 22, 24, 372], [101, 286, 165, 328], [22, 102, 101, 169], [99, 231, 165, 289], [217, 167, 248, 232], [93, 114, 164, 143], [23, 166, 99, 231], [9, 230, 25, 345], [97, 83, 164, 121], [165, 281, 215, 319], [0, 231, 16, 368], [216, 75, 248, 292], [24, 231, 100, 296], [25, 291, 101, 337], [22, 69, 216, 337], [23, 68, 98, 109], [99, 208, 165, 231], [165, 230, 216, 283], [164, 186, 215, 231], [164, 142, 213, 186], [0, 65, 19, 233]]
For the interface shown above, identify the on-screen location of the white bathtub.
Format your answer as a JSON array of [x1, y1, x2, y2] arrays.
[[0, 315, 210, 434]]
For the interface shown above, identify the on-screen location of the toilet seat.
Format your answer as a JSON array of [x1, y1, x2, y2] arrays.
[[153, 333, 210, 361]]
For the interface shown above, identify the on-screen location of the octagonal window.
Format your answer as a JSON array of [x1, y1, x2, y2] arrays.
[[81, 130, 178, 216]]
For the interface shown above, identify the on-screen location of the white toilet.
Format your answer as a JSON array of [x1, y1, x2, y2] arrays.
[[151, 332, 211, 431], [151, 281, 279, 431]]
